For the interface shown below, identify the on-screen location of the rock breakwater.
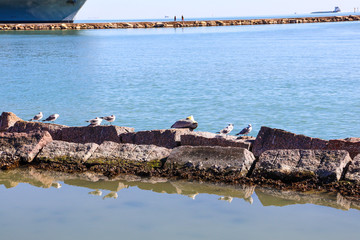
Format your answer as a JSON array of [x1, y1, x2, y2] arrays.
[[1, 15, 359, 31], [1, 112, 360, 200]]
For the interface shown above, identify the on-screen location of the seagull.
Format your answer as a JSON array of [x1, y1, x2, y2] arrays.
[[216, 123, 234, 135], [236, 124, 252, 136], [171, 115, 198, 131], [86, 117, 103, 126], [100, 115, 116, 125], [29, 112, 43, 121], [42, 113, 59, 122]]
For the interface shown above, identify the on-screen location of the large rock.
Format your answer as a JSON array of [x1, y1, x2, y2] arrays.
[[253, 126, 360, 158], [328, 138, 360, 159], [180, 131, 254, 150], [8, 120, 67, 140], [252, 126, 328, 157], [61, 126, 134, 144], [0, 112, 22, 132], [252, 149, 351, 183], [87, 141, 171, 164], [120, 129, 191, 149], [36, 141, 99, 164], [345, 154, 360, 183], [166, 146, 256, 177], [0, 131, 53, 169]]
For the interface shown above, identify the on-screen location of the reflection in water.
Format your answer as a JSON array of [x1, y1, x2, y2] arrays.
[[0, 167, 359, 211]]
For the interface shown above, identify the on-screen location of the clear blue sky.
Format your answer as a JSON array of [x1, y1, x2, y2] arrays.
[[75, 0, 360, 20]]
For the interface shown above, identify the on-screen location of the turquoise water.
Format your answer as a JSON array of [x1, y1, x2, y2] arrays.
[[0, 168, 359, 240], [1, 21, 360, 139], [0, 21, 360, 239]]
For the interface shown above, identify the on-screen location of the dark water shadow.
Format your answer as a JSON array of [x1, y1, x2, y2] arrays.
[[0, 167, 359, 210]]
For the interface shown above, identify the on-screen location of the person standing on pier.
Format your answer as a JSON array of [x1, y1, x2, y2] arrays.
[[174, 16, 176, 21], [181, 15, 184, 21]]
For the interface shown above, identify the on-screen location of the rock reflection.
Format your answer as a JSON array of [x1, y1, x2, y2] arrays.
[[0, 168, 359, 210], [256, 188, 353, 211]]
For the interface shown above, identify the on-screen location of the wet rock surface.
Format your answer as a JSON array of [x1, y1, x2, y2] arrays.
[[166, 146, 256, 177], [0, 131, 53, 170], [253, 149, 351, 183], [180, 131, 254, 150]]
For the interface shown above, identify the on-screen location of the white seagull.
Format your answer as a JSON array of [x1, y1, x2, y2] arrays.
[[86, 117, 103, 126], [236, 124, 252, 136], [29, 112, 43, 121], [217, 123, 234, 135], [42, 113, 59, 122], [100, 115, 116, 125]]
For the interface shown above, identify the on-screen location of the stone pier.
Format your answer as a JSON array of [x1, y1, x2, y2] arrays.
[[1, 15, 359, 31]]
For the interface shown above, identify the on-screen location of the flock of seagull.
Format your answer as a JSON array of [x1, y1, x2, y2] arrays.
[[29, 112, 115, 126], [28, 113, 252, 136]]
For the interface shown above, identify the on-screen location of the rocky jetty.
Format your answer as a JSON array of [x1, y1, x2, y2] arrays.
[[1, 112, 360, 200], [0, 15, 359, 31], [252, 149, 351, 183]]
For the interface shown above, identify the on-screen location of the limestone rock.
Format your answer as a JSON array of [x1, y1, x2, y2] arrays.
[[166, 146, 256, 176], [61, 125, 134, 144], [252, 126, 328, 157], [36, 141, 99, 164], [0, 131, 53, 169], [345, 154, 360, 183], [120, 129, 191, 149], [87, 141, 171, 164], [180, 131, 254, 150], [0, 112, 22, 132], [8, 120, 67, 140], [252, 149, 351, 183]]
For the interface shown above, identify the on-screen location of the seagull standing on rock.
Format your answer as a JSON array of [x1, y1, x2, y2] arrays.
[[86, 117, 103, 127], [100, 115, 116, 125], [29, 112, 43, 121], [42, 114, 59, 122], [236, 124, 252, 136], [171, 115, 198, 131], [217, 123, 234, 135]]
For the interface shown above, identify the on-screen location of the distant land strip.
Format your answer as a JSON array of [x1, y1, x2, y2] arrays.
[[0, 15, 360, 31]]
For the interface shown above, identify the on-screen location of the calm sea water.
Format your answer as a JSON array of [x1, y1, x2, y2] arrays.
[[1, 21, 360, 139], [0, 21, 360, 239], [0, 168, 359, 240]]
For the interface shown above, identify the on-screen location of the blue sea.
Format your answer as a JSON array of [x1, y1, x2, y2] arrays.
[[1, 20, 360, 239]]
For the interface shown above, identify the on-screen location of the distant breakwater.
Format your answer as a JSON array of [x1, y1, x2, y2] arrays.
[[1, 15, 360, 31]]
